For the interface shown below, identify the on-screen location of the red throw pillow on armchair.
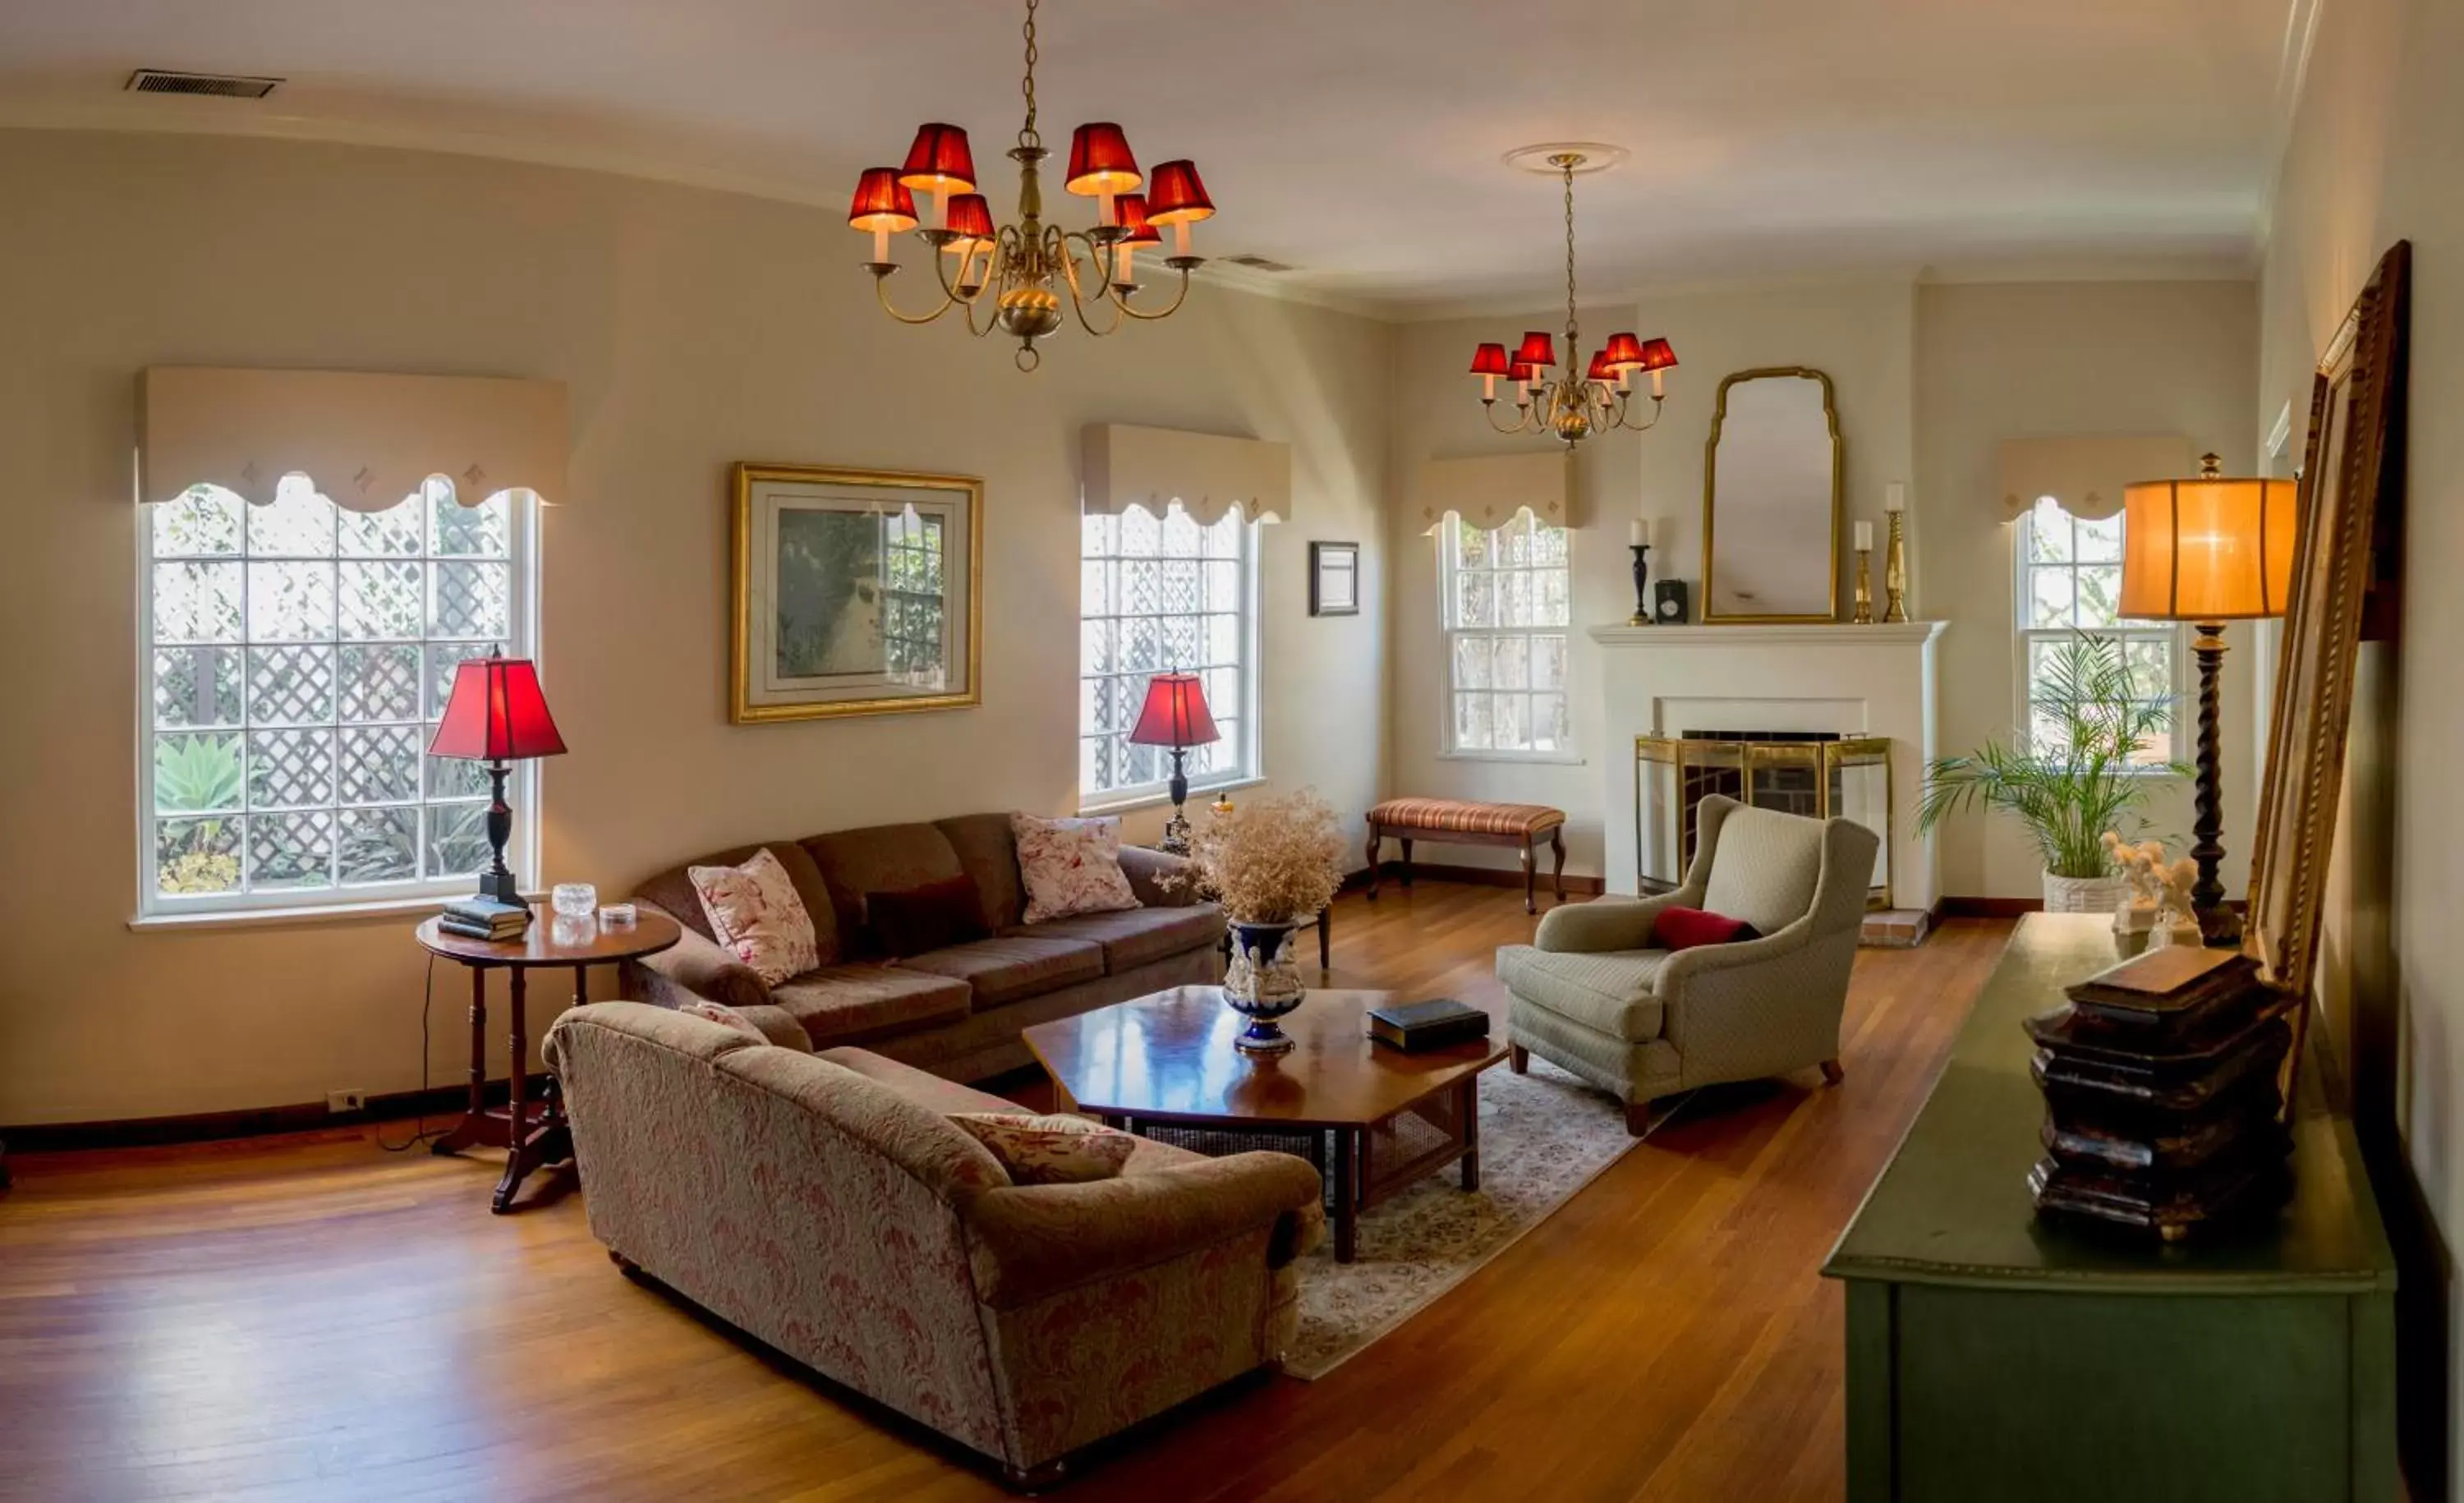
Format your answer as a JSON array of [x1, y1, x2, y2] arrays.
[[1651, 905, 1761, 952]]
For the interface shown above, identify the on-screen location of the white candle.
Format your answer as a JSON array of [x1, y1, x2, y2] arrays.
[[1884, 483, 1906, 513], [1630, 519, 1645, 547], [1855, 520, 1873, 551]]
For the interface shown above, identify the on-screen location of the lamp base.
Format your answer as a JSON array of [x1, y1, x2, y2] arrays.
[[476, 868, 523, 907], [1158, 806, 1193, 857]]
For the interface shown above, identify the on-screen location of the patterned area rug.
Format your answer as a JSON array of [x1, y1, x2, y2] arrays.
[[1285, 1055, 1676, 1379]]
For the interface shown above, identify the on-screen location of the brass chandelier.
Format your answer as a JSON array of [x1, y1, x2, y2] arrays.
[[848, 0, 1215, 371], [1471, 147, 1676, 447]]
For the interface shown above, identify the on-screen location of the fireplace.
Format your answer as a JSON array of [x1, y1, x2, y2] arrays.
[[1635, 732, 1893, 908]]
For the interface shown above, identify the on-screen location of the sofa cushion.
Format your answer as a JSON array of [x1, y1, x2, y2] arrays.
[[869, 875, 993, 958], [935, 812, 1027, 930], [678, 998, 769, 1041], [768, 965, 972, 1046], [637, 841, 840, 965], [688, 847, 825, 986], [898, 936, 1108, 1009], [1650, 906, 1762, 952], [1000, 905, 1225, 975], [804, 823, 967, 958], [949, 1113, 1137, 1185], [1011, 813, 1141, 925], [1495, 944, 1669, 1042]]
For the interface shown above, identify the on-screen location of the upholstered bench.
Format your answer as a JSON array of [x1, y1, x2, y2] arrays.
[[1364, 797, 1568, 914]]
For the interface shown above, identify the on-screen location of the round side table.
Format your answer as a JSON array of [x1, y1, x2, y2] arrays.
[[415, 906, 682, 1213]]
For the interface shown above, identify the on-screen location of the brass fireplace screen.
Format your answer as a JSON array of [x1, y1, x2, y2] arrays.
[[1634, 733, 1892, 908]]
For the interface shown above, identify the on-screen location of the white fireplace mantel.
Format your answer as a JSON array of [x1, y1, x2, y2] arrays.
[[1585, 620, 1948, 912]]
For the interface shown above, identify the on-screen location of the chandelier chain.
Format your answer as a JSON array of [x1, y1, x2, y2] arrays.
[[1564, 162, 1579, 348], [1019, 0, 1041, 150]]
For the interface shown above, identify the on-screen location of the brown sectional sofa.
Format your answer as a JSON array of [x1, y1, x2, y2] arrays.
[[624, 813, 1225, 1082]]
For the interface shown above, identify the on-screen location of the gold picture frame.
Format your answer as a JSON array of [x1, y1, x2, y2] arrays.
[[729, 461, 984, 723], [2249, 242, 2409, 1031], [1701, 366, 1846, 623]]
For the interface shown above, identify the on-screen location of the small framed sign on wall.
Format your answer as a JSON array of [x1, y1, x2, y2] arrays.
[[1310, 540, 1359, 616]]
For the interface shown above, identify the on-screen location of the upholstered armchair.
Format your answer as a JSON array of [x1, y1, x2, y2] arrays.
[[1495, 795, 1878, 1133]]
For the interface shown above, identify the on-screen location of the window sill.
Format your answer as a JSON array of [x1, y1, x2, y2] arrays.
[[1079, 775, 1267, 818], [1437, 751, 1586, 767], [128, 889, 538, 934]]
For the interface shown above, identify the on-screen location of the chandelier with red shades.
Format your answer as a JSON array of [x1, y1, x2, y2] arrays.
[[849, 0, 1214, 371], [1471, 146, 1676, 448]]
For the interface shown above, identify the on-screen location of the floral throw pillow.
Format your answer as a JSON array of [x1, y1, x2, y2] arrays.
[[687, 847, 821, 987], [949, 1112, 1137, 1185], [1011, 812, 1141, 925], [681, 998, 767, 1041]]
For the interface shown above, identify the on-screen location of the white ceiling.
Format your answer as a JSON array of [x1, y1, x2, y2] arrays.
[[0, 0, 2303, 317]]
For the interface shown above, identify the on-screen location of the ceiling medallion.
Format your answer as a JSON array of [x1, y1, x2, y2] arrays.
[[848, 0, 1214, 371], [1470, 146, 1676, 448]]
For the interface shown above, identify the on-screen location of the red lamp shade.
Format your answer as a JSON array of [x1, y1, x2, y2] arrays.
[[898, 122, 977, 195], [942, 192, 997, 250], [1143, 160, 1215, 224], [1066, 122, 1142, 196], [1634, 337, 1678, 372], [1586, 350, 1614, 381], [429, 657, 568, 763], [847, 168, 918, 232], [1470, 342, 1511, 376], [1126, 672, 1220, 749], [1513, 331, 1557, 368], [1602, 332, 1646, 370], [1113, 191, 1163, 246], [1508, 358, 1538, 383]]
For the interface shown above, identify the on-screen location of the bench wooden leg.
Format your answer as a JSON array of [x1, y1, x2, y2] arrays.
[[1551, 828, 1567, 903], [1363, 828, 1382, 901], [1400, 838, 1414, 889], [1520, 843, 1537, 914]]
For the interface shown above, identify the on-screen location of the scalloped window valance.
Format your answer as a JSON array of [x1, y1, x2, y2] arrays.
[[138, 366, 568, 509], [1416, 451, 1574, 535], [1080, 423, 1290, 526], [1997, 434, 2190, 522]]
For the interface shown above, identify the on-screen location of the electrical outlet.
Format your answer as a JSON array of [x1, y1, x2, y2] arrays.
[[326, 1089, 366, 1114]]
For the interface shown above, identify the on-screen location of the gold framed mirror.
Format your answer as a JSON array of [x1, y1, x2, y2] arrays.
[[1701, 366, 1844, 623]]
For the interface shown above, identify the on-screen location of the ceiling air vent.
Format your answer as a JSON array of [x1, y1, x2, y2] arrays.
[[1222, 254, 1298, 273], [126, 69, 284, 100]]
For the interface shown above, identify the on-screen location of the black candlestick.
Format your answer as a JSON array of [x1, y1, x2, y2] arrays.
[[1629, 544, 1653, 626]]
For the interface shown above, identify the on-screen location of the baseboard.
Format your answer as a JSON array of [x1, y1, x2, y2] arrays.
[[1363, 860, 1605, 897], [1935, 897, 2042, 919], [2, 1078, 513, 1155]]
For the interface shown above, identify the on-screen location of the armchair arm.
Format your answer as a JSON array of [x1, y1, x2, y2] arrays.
[[1534, 889, 1695, 954], [1119, 845, 1202, 908], [961, 1151, 1323, 1309], [1651, 911, 1818, 991], [623, 906, 771, 1013]]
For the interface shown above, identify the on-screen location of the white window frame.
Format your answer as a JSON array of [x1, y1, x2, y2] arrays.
[[2013, 496, 2182, 770], [1438, 510, 1577, 763], [134, 480, 544, 922], [1076, 503, 1262, 812]]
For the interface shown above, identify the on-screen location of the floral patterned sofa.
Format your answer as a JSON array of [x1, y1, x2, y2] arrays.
[[625, 813, 1225, 1082], [544, 1001, 1323, 1487]]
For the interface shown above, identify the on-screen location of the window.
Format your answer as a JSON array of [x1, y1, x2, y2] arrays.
[[1078, 503, 1257, 803], [140, 476, 537, 916], [1441, 510, 1571, 756], [2016, 496, 2177, 762]]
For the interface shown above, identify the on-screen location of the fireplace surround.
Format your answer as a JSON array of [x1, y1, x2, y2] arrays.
[[1635, 731, 1893, 907]]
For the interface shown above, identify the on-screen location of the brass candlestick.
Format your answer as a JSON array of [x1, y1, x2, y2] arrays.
[[1851, 546, 1875, 624], [1882, 511, 1910, 623]]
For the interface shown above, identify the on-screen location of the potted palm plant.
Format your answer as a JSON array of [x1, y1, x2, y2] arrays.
[[1918, 634, 2189, 912]]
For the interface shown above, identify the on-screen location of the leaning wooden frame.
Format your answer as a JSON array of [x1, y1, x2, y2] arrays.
[[2248, 241, 2410, 1110]]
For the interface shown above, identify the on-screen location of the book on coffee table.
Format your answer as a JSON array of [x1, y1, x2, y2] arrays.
[[1368, 997, 1490, 1052]]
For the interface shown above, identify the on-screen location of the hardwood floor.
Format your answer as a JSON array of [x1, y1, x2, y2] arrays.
[[0, 886, 2011, 1503]]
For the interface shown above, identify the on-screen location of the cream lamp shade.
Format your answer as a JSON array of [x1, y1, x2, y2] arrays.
[[2117, 453, 2298, 622]]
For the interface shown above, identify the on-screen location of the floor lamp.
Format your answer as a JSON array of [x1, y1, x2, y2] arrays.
[[2118, 453, 2297, 945]]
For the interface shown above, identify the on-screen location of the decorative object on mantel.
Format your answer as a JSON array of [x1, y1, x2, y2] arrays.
[[1626, 517, 1656, 625], [1918, 634, 2188, 914], [1882, 482, 1910, 623], [2249, 242, 2409, 1098], [729, 462, 982, 723], [1467, 144, 1676, 449], [1176, 789, 1345, 1055], [2025, 943, 2292, 1241], [848, 0, 1215, 370], [1850, 518, 1875, 624], [429, 655, 567, 907], [2119, 453, 2297, 945], [1126, 670, 1220, 855], [1653, 578, 1689, 623], [1701, 367, 1843, 623], [1635, 733, 1892, 908], [1308, 541, 1359, 617]]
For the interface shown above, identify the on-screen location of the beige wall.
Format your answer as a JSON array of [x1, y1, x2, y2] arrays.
[[2258, 0, 2464, 1487], [0, 130, 1394, 1125], [1914, 280, 2259, 900]]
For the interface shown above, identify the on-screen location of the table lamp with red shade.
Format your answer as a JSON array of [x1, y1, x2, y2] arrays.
[[429, 655, 567, 906], [1127, 670, 1220, 855]]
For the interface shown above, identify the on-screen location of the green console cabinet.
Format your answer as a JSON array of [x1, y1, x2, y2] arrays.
[[1823, 915, 2397, 1502]]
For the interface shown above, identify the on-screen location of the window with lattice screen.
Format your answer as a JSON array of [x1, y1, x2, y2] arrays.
[[1078, 504, 1258, 803]]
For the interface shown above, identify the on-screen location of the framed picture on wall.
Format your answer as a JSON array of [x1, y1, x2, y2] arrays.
[[1310, 540, 1359, 617], [730, 462, 982, 723]]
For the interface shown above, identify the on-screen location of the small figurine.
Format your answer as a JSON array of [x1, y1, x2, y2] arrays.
[[2149, 855, 2202, 949], [2102, 831, 2163, 935]]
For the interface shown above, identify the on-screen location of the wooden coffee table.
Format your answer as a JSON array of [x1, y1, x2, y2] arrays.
[[1023, 987, 1509, 1262]]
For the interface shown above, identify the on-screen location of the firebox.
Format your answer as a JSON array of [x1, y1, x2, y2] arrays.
[[1634, 732, 1892, 908]]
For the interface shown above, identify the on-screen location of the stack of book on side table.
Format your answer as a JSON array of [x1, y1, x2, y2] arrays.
[[2024, 943, 2296, 1242], [1367, 998, 1490, 1052], [439, 897, 531, 942]]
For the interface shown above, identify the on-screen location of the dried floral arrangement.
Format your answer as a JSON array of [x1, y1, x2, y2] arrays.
[[1171, 788, 1345, 924]]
